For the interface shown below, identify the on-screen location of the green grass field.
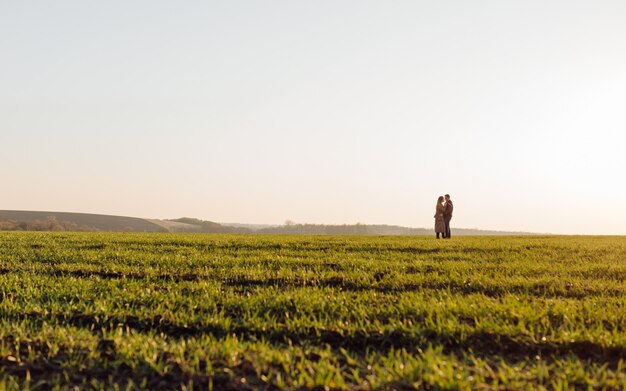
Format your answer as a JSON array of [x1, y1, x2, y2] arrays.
[[1, 232, 626, 390]]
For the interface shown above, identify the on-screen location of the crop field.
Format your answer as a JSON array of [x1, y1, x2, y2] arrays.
[[1, 233, 626, 390]]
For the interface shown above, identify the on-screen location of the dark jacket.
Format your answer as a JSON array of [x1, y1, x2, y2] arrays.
[[443, 200, 453, 218]]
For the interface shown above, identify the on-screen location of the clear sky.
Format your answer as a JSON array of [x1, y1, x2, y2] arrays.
[[2, 1, 625, 234]]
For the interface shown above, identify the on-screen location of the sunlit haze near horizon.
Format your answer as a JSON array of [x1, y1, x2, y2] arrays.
[[2, 1, 625, 234]]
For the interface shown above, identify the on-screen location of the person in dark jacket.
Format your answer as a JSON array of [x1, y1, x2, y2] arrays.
[[443, 194, 453, 239]]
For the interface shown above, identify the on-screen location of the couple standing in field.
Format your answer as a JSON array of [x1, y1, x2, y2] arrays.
[[434, 194, 453, 239]]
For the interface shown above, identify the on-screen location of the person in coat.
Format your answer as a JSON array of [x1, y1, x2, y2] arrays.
[[434, 196, 445, 239], [443, 194, 453, 239]]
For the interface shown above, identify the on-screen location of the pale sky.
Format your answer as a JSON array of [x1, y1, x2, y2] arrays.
[[2, 1, 625, 234]]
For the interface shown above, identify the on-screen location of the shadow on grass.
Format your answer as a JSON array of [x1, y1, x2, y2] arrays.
[[6, 311, 626, 369], [0, 334, 265, 391], [4, 268, 620, 299]]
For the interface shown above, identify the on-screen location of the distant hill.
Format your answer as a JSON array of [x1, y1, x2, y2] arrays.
[[0, 210, 535, 235], [164, 218, 250, 233], [0, 210, 166, 232]]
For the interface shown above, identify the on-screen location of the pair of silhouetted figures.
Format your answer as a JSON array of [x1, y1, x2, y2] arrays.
[[434, 194, 453, 239]]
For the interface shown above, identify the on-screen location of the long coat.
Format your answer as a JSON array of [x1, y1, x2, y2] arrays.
[[434, 203, 445, 233]]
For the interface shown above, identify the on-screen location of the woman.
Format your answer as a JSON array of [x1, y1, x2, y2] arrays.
[[434, 196, 446, 239]]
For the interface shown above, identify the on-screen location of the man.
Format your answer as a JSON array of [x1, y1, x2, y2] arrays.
[[443, 194, 453, 239]]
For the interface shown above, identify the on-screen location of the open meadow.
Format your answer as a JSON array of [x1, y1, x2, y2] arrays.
[[1, 232, 626, 390]]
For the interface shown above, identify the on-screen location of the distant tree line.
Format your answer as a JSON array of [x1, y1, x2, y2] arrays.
[[168, 218, 251, 233], [164, 220, 535, 236], [252, 223, 534, 236], [0, 217, 96, 232], [255, 223, 432, 235]]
